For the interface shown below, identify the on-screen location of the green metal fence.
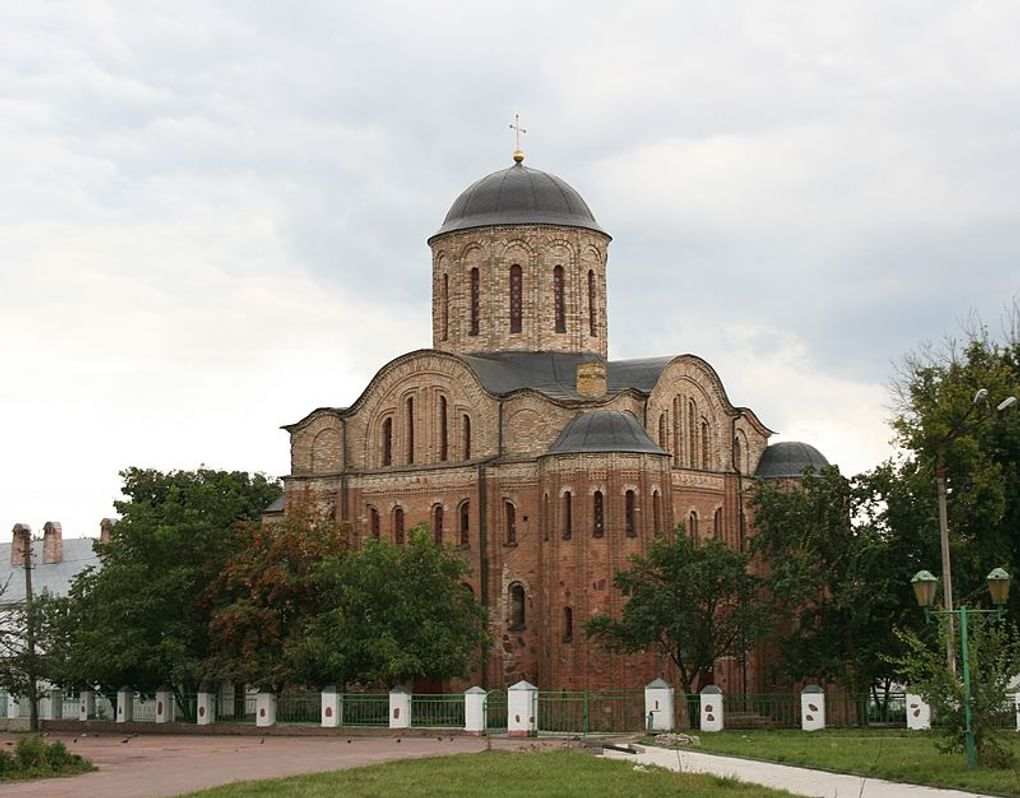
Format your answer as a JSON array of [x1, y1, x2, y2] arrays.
[[412, 693, 465, 728], [277, 692, 320, 724], [341, 693, 390, 727], [537, 689, 644, 735], [724, 693, 800, 729], [484, 688, 507, 732]]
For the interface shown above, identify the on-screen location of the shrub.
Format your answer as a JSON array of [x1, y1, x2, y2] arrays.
[[14, 735, 48, 770]]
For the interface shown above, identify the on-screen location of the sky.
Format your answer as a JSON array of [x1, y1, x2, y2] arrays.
[[2, 1, 1019, 539]]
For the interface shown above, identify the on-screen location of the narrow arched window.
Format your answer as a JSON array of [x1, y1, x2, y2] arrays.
[[406, 397, 415, 464], [593, 490, 604, 538], [543, 493, 550, 541], [369, 506, 380, 539], [701, 420, 710, 469], [652, 490, 662, 533], [688, 401, 696, 467], [562, 491, 573, 540], [509, 583, 525, 629], [714, 507, 723, 539], [672, 397, 681, 467], [459, 501, 470, 547], [553, 265, 566, 333], [733, 436, 743, 473], [509, 264, 523, 333], [563, 606, 573, 643], [688, 510, 699, 537], [393, 507, 405, 545], [433, 504, 444, 545], [381, 417, 393, 467], [441, 272, 449, 341], [439, 395, 448, 462], [625, 490, 637, 537], [469, 267, 480, 336], [658, 412, 668, 450], [463, 414, 472, 459], [505, 501, 517, 545], [587, 269, 597, 336]]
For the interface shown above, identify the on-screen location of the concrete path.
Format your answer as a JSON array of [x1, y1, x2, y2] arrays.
[[0, 732, 505, 797], [605, 745, 1000, 798]]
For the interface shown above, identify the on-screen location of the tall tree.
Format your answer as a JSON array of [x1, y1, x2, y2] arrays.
[[585, 530, 770, 695]]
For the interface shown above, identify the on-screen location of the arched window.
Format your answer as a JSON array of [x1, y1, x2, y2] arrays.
[[652, 490, 662, 533], [688, 400, 696, 467], [593, 490, 604, 538], [381, 417, 393, 467], [441, 272, 449, 341], [562, 491, 573, 540], [543, 493, 550, 541], [713, 507, 723, 539], [587, 269, 597, 336], [672, 397, 681, 467], [505, 501, 517, 545], [509, 583, 525, 629], [433, 504, 444, 545], [553, 265, 566, 333], [625, 490, 637, 537], [369, 506, 380, 539], [733, 436, 743, 473], [688, 510, 699, 537], [459, 501, 470, 547], [563, 606, 573, 643], [393, 507, 405, 545], [469, 267, 480, 336], [406, 397, 415, 464], [701, 420, 710, 469], [439, 395, 448, 462], [509, 264, 523, 333], [658, 412, 668, 450], [463, 414, 472, 459]]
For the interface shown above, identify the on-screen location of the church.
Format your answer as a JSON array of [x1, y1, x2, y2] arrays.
[[268, 145, 830, 692]]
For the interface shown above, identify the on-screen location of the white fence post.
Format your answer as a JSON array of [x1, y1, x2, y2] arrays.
[[79, 690, 95, 721], [700, 685, 723, 732], [644, 678, 675, 732], [906, 691, 931, 731], [155, 686, 175, 723], [507, 680, 538, 737], [6, 695, 20, 720], [800, 685, 825, 731], [116, 687, 134, 723], [49, 688, 63, 720], [389, 686, 411, 729], [321, 685, 342, 728], [464, 686, 486, 735], [196, 687, 215, 725], [255, 691, 276, 727]]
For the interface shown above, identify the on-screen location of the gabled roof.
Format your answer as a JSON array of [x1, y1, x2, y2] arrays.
[[0, 539, 99, 603]]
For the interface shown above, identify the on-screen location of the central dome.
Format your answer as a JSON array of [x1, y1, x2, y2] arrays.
[[430, 162, 606, 240]]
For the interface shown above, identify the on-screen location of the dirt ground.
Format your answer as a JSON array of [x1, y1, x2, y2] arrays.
[[0, 731, 556, 797]]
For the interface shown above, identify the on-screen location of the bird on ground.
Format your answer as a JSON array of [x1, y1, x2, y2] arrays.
[[259, 737, 265, 745], [121, 737, 130, 744], [72, 737, 78, 743], [396, 738, 401, 743]]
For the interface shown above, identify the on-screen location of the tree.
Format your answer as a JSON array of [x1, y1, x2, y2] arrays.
[[293, 526, 489, 688], [205, 492, 349, 691], [584, 530, 770, 695], [51, 468, 280, 705]]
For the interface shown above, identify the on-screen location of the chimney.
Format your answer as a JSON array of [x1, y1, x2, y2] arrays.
[[42, 521, 63, 564], [576, 361, 607, 398], [100, 517, 116, 545], [10, 523, 31, 567]]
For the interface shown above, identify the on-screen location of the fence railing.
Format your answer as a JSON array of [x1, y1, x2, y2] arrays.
[[537, 689, 644, 734], [412, 693, 465, 728], [341, 693, 389, 726]]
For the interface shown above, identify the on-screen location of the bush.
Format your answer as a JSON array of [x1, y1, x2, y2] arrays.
[[0, 735, 94, 781], [14, 735, 48, 770], [0, 750, 14, 776]]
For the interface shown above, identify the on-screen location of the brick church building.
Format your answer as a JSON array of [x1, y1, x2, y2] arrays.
[[269, 148, 830, 692]]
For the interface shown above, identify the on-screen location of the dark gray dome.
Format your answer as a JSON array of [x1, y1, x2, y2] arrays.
[[430, 162, 606, 240], [755, 441, 830, 479], [547, 411, 666, 456]]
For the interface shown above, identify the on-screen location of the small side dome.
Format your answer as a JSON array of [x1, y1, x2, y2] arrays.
[[548, 411, 666, 455], [755, 441, 830, 479], [430, 162, 606, 240]]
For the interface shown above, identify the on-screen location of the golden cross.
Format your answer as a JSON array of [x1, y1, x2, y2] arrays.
[[509, 113, 527, 151]]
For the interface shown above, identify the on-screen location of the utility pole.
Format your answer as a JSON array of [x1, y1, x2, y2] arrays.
[[21, 530, 38, 732]]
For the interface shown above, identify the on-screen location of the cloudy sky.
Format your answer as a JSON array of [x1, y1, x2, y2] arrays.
[[2, 1, 1018, 538]]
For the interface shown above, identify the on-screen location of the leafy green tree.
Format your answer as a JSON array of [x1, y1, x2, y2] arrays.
[[584, 530, 770, 695], [52, 468, 280, 705], [294, 526, 489, 688], [205, 492, 349, 691]]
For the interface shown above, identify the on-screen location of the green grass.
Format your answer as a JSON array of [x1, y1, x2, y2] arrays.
[[180, 749, 798, 797], [691, 728, 1020, 796], [0, 735, 95, 781]]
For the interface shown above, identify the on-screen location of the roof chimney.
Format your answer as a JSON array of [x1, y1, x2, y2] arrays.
[[100, 517, 116, 545], [42, 521, 63, 564], [576, 361, 607, 398], [11, 523, 31, 567]]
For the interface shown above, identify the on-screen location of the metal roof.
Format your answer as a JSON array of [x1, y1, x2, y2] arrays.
[[0, 538, 99, 603], [754, 441, 830, 479], [430, 162, 607, 240], [547, 410, 667, 455]]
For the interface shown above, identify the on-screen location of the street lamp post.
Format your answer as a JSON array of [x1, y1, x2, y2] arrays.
[[933, 390, 1017, 672], [910, 567, 1011, 768]]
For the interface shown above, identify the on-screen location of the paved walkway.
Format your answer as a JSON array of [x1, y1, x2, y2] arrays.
[[605, 745, 1000, 798], [0, 732, 509, 797]]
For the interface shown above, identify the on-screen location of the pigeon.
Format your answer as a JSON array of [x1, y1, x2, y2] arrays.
[[437, 736, 443, 741], [347, 739, 352, 744], [72, 737, 78, 743], [259, 737, 265, 745], [121, 737, 130, 744], [396, 738, 401, 743]]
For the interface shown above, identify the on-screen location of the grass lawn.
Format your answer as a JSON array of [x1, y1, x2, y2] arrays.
[[692, 728, 1020, 796], [179, 749, 799, 798]]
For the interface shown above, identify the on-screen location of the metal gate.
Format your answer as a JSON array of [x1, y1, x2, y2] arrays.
[[483, 688, 507, 732], [537, 689, 644, 734]]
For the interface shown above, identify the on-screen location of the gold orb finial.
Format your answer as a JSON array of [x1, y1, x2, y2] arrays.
[[512, 149, 525, 163]]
